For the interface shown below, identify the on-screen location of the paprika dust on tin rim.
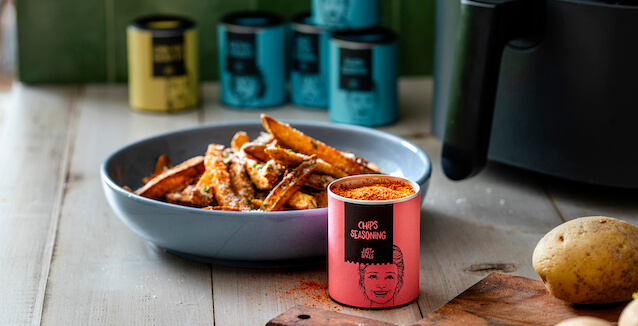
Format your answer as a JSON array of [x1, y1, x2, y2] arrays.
[[327, 175, 421, 309]]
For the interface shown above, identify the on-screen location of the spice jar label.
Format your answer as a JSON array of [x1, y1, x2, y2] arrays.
[[344, 203, 393, 264], [152, 35, 186, 77], [226, 32, 259, 76], [339, 48, 373, 92], [293, 31, 319, 74]]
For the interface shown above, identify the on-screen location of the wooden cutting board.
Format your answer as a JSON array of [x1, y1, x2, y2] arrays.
[[267, 272, 628, 326]]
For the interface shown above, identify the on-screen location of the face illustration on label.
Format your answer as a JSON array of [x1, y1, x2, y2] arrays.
[[320, 0, 350, 27], [363, 264, 398, 304], [358, 245, 404, 307], [230, 73, 265, 104], [347, 89, 377, 122], [300, 75, 325, 105]]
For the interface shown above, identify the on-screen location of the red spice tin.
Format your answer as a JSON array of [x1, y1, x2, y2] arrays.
[[327, 175, 421, 309]]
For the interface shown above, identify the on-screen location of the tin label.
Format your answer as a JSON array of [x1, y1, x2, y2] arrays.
[[344, 203, 393, 264], [222, 30, 272, 106], [336, 47, 379, 124], [339, 48, 372, 91], [293, 31, 319, 74], [152, 35, 186, 77], [226, 32, 258, 75]]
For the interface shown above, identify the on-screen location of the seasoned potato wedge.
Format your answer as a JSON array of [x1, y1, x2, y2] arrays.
[[305, 174, 335, 190], [286, 191, 317, 210], [245, 158, 282, 190], [229, 157, 255, 206], [262, 156, 317, 211], [231, 131, 249, 152], [142, 153, 172, 184], [264, 146, 347, 178], [166, 184, 197, 206], [204, 144, 246, 208], [241, 143, 270, 162], [261, 114, 377, 175], [135, 156, 205, 199]]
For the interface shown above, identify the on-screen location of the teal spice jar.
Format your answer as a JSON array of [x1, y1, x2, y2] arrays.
[[290, 12, 330, 109], [329, 27, 399, 127], [217, 11, 286, 109], [312, 0, 380, 30]]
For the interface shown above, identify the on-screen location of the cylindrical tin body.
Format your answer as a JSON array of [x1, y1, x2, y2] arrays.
[[217, 11, 286, 109], [311, 0, 380, 30], [328, 175, 420, 309], [290, 12, 330, 109], [329, 28, 398, 126], [127, 15, 198, 112]]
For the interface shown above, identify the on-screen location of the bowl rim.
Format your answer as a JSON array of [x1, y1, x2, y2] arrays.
[[100, 119, 432, 218]]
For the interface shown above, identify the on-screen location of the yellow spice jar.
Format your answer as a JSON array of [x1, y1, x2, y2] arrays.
[[127, 15, 198, 112]]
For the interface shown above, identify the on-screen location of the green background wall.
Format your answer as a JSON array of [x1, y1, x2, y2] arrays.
[[16, 0, 435, 83]]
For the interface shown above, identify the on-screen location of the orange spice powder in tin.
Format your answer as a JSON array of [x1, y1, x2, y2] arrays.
[[327, 175, 421, 309], [331, 180, 415, 201]]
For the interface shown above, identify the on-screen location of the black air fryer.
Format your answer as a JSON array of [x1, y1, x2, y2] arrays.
[[433, 0, 638, 187]]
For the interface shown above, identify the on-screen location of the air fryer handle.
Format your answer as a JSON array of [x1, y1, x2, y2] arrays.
[[442, 0, 539, 181]]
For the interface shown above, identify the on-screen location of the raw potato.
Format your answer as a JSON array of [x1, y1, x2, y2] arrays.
[[532, 216, 638, 304], [619, 296, 638, 326], [555, 316, 612, 326]]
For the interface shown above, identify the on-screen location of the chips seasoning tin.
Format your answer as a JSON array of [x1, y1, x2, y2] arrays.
[[290, 12, 330, 109], [127, 16, 198, 112], [329, 27, 398, 126], [312, 0, 380, 30], [328, 175, 420, 309], [218, 11, 286, 109]]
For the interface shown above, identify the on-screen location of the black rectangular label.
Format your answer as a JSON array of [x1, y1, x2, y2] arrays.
[[344, 203, 393, 264], [153, 35, 186, 77], [292, 31, 319, 74], [339, 48, 373, 91], [226, 32, 258, 75]]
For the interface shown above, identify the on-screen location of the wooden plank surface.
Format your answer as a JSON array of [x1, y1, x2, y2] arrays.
[[544, 176, 638, 225], [0, 85, 76, 325], [39, 85, 214, 325]]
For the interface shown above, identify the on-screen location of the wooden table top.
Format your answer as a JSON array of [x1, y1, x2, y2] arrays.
[[2, 78, 637, 325]]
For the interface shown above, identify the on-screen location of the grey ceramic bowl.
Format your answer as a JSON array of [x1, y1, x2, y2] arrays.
[[101, 120, 431, 266]]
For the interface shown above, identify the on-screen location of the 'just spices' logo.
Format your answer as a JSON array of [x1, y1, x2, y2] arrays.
[[318, 0, 350, 27]]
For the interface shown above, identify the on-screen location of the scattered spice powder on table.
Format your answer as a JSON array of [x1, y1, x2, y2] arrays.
[[332, 180, 415, 200], [269, 276, 342, 311]]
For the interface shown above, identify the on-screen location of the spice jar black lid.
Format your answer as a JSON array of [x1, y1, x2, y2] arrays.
[[221, 11, 284, 32], [331, 27, 398, 49], [291, 11, 325, 34], [130, 15, 196, 37]]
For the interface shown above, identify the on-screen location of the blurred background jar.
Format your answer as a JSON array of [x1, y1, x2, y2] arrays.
[[127, 15, 198, 112]]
